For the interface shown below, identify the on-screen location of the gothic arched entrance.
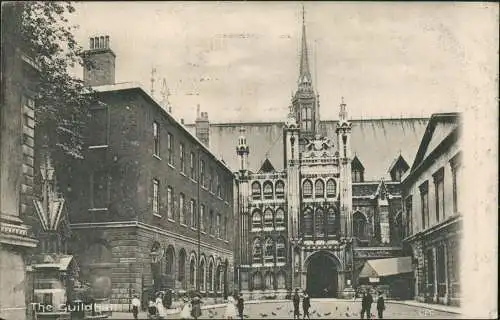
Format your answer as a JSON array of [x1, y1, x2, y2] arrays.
[[306, 251, 339, 298]]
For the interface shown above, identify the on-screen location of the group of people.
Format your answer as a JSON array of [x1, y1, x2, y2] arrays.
[[292, 288, 311, 320], [359, 289, 386, 319]]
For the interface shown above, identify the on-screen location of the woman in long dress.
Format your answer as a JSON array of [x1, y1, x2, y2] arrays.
[[156, 293, 168, 319], [224, 296, 238, 320], [180, 298, 192, 319]]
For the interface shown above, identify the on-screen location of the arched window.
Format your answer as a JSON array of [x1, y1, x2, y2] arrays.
[[326, 179, 336, 198], [315, 180, 325, 198], [263, 181, 273, 199], [276, 237, 286, 263], [252, 238, 262, 264], [208, 260, 214, 291], [276, 271, 286, 289], [264, 209, 274, 229], [165, 246, 175, 275], [275, 180, 285, 199], [264, 272, 274, 290], [252, 210, 262, 230], [326, 207, 338, 236], [395, 211, 404, 241], [178, 250, 186, 287], [189, 257, 196, 288], [353, 211, 367, 239], [275, 208, 285, 229], [303, 180, 312, 198], [215, 264, 222, 291], [200, 258, 206, 291], [315, 208, 325, 237], [264, 238, 275, 264], [303, 207, 313, 237], [252, 272, 262, 291], [251, 182, 261, 199]]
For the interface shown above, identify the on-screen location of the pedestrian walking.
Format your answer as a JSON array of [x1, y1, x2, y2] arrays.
[[302, 291, 311, 320], [131, 295, 141, 320], [180, 298, 192, 320], [236, 295, 245, 320], [147, 299, 157, 319], [224, 296, 238, 319], [191, 295, 202, 320], [293, 288, 301, 320], [360, 290, 374, 319], [376, 292, 385, 319], [156, 292, 167, 319]]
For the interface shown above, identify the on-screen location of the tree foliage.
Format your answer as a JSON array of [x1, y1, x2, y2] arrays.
[[20, 2, 96, 194]]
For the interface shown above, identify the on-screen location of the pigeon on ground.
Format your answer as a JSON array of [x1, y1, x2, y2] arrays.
[[324, 312, 331, 316], [208, 315, 213, 319], [345, 312, 350, 317], [261, 313, 268, 317], [347, 306, 349, 311], [336, 306, 338, 310], [244, 315, 250, 319], [271, 312, 277, 316], [276, 306, 282, 310]]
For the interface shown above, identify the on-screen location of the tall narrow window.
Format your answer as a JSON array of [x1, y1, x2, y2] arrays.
[[167, 133, 174, 165], [200, 160, 205, 187], [275, 208, 285, 229], [405, 196, 413, 235], [153, 122, 159, 156], [264, 238, 274, 264], [264, 209, 274, 229], [179, 193, 186, 224], [190, 152, 196, 179], [167, 186, 174, 220], [420, 182, 429, 230], [216, 213, 221, 238], [434, 168, 445, 222], [251, 182, 261, 200], [216, 174, 221, 197], [450, 153, 461, 214], [152, 179, 159, 215], [263, 181, 273, 199], [252, 210, 262, 230], [190, 200, 197, 228], [209, 168, 214, 192], [252, 239, 262, 264], [224, 216, 228, 239], [88, 107, 108, 146], [275, 180, 285, 199], [200, 204, 205, 231], [315, 180, 325, 198], [209, 210, 214, 234], [353, 212, 367, 239], [303, 208, 313, 237], [436, 245, 446, 297], [90, 169, 109, 209], [302, 180, 312, 198], [276, 237, 286, 263], [314, 208, 325, 237], [426, 249, 435, 296], [180, 143, 185, 173], [326, 207, 337, 236], [326, 179, 336, 197]]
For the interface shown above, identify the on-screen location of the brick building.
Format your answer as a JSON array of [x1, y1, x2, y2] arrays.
[[67, 36, 236, 311], [401, 113, 462, 306]]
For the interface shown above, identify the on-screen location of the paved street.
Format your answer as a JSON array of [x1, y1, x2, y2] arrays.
[[110, 299, 459, 319]]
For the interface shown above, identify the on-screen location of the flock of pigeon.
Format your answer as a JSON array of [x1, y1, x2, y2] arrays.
[[205, 304, 379, 319]]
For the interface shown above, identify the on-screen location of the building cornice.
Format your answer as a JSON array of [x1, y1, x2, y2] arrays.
[[70, 220, 233, 256], [403, 214, 462, 243]]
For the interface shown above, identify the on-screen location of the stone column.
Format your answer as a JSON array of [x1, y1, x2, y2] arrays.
[[432, 247, 438, 303]]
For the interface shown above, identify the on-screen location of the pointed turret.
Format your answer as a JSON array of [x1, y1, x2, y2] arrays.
[[299, 5, 312, 87]]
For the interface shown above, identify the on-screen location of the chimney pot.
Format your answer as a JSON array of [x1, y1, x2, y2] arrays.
[[181, 118, 184, 124]]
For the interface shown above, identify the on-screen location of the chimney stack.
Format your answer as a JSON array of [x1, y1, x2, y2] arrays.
[[83, 35, 116, 86], [195, 106, 210, 148]]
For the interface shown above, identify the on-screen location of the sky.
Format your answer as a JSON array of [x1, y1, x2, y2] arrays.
[[68, 2, 498, 124]]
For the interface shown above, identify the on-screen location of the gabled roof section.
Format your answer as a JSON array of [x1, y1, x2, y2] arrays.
[[258, 158, 276, 173], [410, 113, 460, 172], [352, 155, 365, 171], [388, 154, 409, 174]]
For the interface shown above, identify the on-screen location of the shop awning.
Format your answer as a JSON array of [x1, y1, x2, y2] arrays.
[[359, 257, 413, 278]]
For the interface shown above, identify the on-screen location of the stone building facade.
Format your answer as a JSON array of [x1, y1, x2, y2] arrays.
[[67, 37, 236, 311], [401, 113, 462, 306], [203, 12, 427, 300], [0, 4, 40, 319]]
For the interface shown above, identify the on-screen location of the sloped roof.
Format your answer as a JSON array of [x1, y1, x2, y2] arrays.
[[388, 154, 410, 175], [352, 183, 379, 197], [258, 158, 276, 173], [185, 117, 428, 179], [359, 257, 413, 278], [352, 155, 365, 170]]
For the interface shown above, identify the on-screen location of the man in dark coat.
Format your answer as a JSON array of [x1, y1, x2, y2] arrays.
[[302, 291, 311, 320], [376, 292, 385, 319], [236, 294, 245, 320], [361, 290, 374, 319], [293, 289, 301, 319]]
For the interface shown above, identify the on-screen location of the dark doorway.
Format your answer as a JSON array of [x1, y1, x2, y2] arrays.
[[306, 252, 338, 298]]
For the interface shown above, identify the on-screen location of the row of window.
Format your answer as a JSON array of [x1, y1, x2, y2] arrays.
[[302, 179, 337, 198], [152, 180, 229, 239], [251, 208, 286, 230], [251, 180, 285, 200], [302, 207, 338, 237], [249, 271, 287, 291], [252, 237, 286, 264], [406, 155, 460, 234], [423, 240, 460, 298], [152, 121, 229, 201]]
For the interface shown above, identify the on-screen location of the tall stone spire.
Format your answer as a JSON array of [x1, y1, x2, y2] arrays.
[[299, 4, 312, 86]]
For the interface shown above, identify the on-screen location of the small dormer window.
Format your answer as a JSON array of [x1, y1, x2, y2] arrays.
[[351, 156, 365, 183]]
